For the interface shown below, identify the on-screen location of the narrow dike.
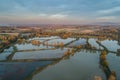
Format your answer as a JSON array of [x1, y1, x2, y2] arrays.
[[7, 46, 17, 61], [97, 40, 116, 80]]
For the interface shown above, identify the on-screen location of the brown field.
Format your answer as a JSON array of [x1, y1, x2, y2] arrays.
[[0, 33, 19, 36]]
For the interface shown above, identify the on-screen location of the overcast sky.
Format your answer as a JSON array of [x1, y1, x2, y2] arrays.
[[0, 0, 120, 24]]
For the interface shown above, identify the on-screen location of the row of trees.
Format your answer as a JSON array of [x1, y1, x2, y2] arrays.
[[100, 50, 116, 80], [0, 35, 17, 52], [31, 40, 40, 45]]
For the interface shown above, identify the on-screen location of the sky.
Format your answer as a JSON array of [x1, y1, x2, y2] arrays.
[[0, 0, 120, 24]]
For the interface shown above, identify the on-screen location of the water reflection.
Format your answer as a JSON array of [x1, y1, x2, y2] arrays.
[[0, 47, 13, 60], [0, 61, 54, 80], [0, 37, 120, 80], [32, 49, 105, 80]]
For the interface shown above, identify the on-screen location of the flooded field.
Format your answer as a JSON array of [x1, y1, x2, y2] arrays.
[[32, 50, 106, 80], [0, 36, 120, 80], [88, 38, 103, 50], [68, 38, 86, 46], [101, 40, 120, 52], [0, 47, 13, 60], [15, 43, 53, 51], [13, 49, 67, 60]]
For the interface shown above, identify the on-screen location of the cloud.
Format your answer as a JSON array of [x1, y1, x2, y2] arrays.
[[49, 14, 67, 19], [96, 16, 116, 20], [0, 0, 120, 24], [38, 13, 47, 17], [98, 6, 120, 14]]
